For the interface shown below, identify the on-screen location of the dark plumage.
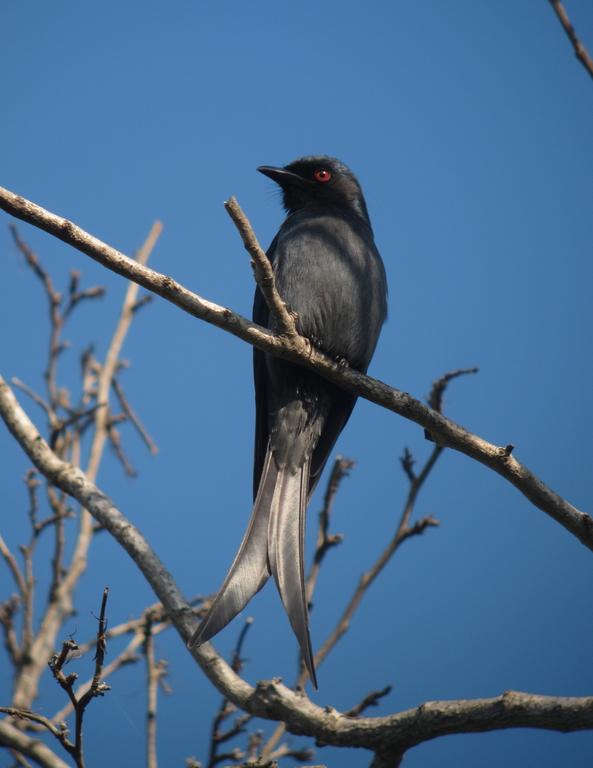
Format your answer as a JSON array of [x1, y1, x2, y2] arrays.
[[189, 156, 388, 688]]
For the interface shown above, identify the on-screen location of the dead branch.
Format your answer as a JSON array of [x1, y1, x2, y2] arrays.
[[0, 187, 589, 553], [310, 371, 471, 676], [144, 611, 169, 768], [46, 588, 111, 768], [1, 378, 591, 761], [305, 456, 353, 604], [8, 221, 161, 712], [225, 197, 298, 338], [0, 596, 21, 666], [549, 0, 593, 81], [0, 707, 74, 755], [49, 605, 171, 725], [345, 686, 393, 719], [262, 372, 462, 756], [0, 719, 70, 768], [112, 378, 158, 455], [207, 619, 254, 768]]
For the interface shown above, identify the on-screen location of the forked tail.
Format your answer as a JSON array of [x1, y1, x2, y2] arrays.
[[189, 449, 317, 688]]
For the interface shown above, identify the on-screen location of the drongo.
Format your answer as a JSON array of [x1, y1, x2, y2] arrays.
[[190, 157, 388, 688]]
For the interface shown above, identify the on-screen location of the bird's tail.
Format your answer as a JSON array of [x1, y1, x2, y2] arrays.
[[268, 457, 317, 688], [188, 451, 275, 648], [189, 448, 317, 689]]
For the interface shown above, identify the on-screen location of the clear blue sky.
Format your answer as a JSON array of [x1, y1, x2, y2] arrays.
[[1, 2, 592, 766]]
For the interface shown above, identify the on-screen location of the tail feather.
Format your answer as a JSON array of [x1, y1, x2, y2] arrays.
[[190, 448, 318, 689], [268, 461, 317, 689], [188, 452, 276, 648]]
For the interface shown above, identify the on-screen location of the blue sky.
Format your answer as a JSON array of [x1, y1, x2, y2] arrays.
[[1, 2, 592, 766]]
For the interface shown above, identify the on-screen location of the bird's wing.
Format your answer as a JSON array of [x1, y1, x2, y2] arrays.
[[308, 387, 357, 495], [252, 283, 270, 499]]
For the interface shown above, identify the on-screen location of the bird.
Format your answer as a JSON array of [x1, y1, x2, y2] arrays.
[[189, 156, 388, 688]]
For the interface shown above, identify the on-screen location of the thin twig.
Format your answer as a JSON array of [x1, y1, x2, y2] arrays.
[[549, 0, 593, 81], [107, 423, 137, 477], [0, 719, 71, 768], [0, 596, 21, 666], [49, 404, 104, 449], [47, 588, 110, 768], [10, 749, 33, 768], [86, 219, 162, 482], [428, 367, 479, 413], [48, 599, 201, 724], [0, 536, 27, 603], [112, 378, 158, 455], [225, 197, 298, 338], [1, 377, 593, 755], [305, 456, 353, 604], [310, 370, 477, 677], [7, 221, 162, 713], [345, 686, 393, 718], [0, 187, 587, 553], [10, 378, 52, 420], [207, 619, 254, 768], [9, 225, 62, 414], [0, 708, 74, 753], [144, 613, 159, 768]]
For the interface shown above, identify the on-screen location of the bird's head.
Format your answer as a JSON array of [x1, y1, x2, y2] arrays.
[[257, 156, 371, 225]]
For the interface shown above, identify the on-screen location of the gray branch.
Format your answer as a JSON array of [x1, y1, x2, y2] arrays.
[[0, 186, 590, 552], [0, 719, 70, 768], [1, 377, 591, 760]]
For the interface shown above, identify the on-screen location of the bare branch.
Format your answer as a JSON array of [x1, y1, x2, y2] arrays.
[[0, 719, 70, 768], [86, 219, 162, 482], [1, 377, 592, 758], [345, 686, 393, 719], [107, 422, 137, 477], [225, 197, 298, 338], [143, 612, 164, 768], [49, 601, 173, 725], [207, 619, 254, 768], [0, 187, 588, 552], [8, 220, 162, 712], [428, 367, 479, 413], [10, 749, 33, 768], [10, 378, 52, 420], [310, 369, 475, 676], [78, 587, 109, 708], [549, 0, 593, 81], [306, 456, 353, 603], [0, 536, 27, 603], [10, 225, 65, 415], [112, 378, 158, 455], [0, 707, 73, 752], [47, 589, 111, 768], [262, 370, 474, 754], [0, 596, 21, 666], [49, 404, 105, 450]]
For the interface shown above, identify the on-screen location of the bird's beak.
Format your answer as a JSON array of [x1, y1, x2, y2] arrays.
[[257, 166, 311, 189]]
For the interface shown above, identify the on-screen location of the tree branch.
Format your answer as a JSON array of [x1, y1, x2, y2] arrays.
[[7, 224, 159, 714], [0, 187, 589, 552], [0, 719, 70, 768], [1, 377, 591, 759], [225, 197, 298, 338], [549, 0, 593, 81], [112, 378, 158, 455], [143, 611, 166, 768]]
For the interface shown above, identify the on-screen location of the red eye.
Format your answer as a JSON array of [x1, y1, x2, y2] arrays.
[[313, 168, 331, 183]]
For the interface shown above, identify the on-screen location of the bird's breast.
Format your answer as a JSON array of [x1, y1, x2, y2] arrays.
[[271, 212, 387, 370]]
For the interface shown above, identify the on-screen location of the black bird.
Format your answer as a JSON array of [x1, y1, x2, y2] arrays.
[[189, 156, 387, 687]]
